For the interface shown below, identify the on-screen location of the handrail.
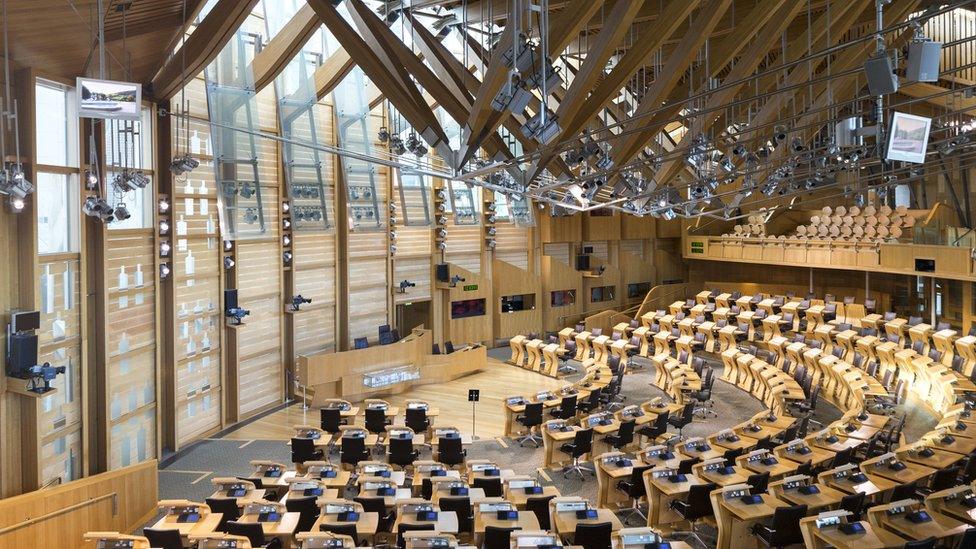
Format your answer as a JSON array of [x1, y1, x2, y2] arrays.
[[635, 282, 690, 319], [0, 493, 116, 535]]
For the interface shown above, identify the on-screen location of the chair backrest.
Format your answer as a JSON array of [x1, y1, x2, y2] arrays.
[[572, 428, 594, 455], [522, 402, 543, 425], [652, 410, 669, 432], [365, 408, 388, 433], [473, 477, 503, 497], [389, 437, 416, 466], [616, 420, 636, 444], [630, 319, 639, 329], [445, 341, 455, 353], [889, 482, 917, 502], [405, 408, 429, 432], [526, 495, 556, 530], [591, 328, 603, 337], [291, 437, 318, 463], [832, 447, 853, 468], [227, 521, 268, 547], [438, 496, 473, 533], [684, 483, 718, 521], [398, 523, 435, 549], [354, 337, 369, 349], [379, 324, 391, 335], [142, 528, 184, 549], [206, 497, 241, 532], [680, 402, 695, 424], [832, 347, 845, 359], [908, 316, 922, 326], [484, 526, 521, 549], [930, 466, 962, 491], [677, 458, 697, 475], [558, 395, 578, 417], [320, 523, 359, 542], [844, 296, 855, 304], [747, 472, 770, 493], [824, 294, 835, 303], [285, 495, 320, 533], [438, 437, 465, 465], [321, 407, 343, 433], [340, 436, 367, 465], [840, 492, 866, 520], [432, 343, 441, 354], [573, 522, 612, 549], [903, 538, 937, 549], [626, 465, 652, 497], [769, 505, 808, 545], [952, 355, 965, 373]]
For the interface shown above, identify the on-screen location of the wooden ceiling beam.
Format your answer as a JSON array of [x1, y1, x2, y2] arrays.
[[652, 0, 806, 186], [251, 4, 321, 93], [311, 0, 451, 160], [606, 0, 733, 172], [313, 48, 355, 100], [148, 0, 259, 100], [545, 0, 605, 57], [458, 24, 517, 165]]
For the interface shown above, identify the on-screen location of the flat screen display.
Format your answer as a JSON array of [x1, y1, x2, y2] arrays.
[[451, 298, 486, 319], [76, 77, 141, 120], [886, 111, 932, 164]]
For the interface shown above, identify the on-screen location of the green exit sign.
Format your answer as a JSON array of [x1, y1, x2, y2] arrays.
[[690, 241, 705, 254], [463, 284, 479, 292]]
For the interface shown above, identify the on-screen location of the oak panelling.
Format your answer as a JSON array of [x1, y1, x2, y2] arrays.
[[292, 229, 338, 356], [0, 460, 157, 549], [39, 426, 81, 489], [238, 349, 283, 417], [619, 247, 656, 308], [539, 212, 583, 243], [494, 223, 529, 270], [619, 240, 645, 259], [394, 257, 432, 305], [543, 242, 571, 266], [541, 255, 583, 332], [492, 259, 542, 340], [621, 215, 656, 240], [583, 241, 608, 261], [294, 309, 336, 356], [444, 264, 492, 344], [494, 250, 528, 270], [108, 406, 157, 471], [237, 241, 283, 300], [237, 296, 283, 359], [583, 213, 621, 241]]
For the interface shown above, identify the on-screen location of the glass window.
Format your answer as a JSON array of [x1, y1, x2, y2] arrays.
[[550, 290, 576, 307], [105, 108, 154, 230], [36, 173, 78, 254], [590, 286, 615, 302], [106, 172, 152, 230], [35, 79, 78, 167]]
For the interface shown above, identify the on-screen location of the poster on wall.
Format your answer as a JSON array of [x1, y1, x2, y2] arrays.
[[76, 77, 141, 120], [885, 111, 932, 164]]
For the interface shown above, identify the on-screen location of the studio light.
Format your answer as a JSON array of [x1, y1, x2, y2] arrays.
[[159, 263, 171, 278], [0, 165, 33, 205], [159, 220, 170, 234], [223, 256, 235, 269], [281, 201, 290, 213], [378, 126, 390, 143], [114, 204, 131, 221], [283, 235, 291, 247], [8, 195, 25, 212], [224, 240, 233, 251], [291, 294, 312, 310], [170, 153, 200, 175], [158, 198, 170, 213], [83, 195, 115, 223], [244, 208, 259, 225], [389, 135, 406, 156], [84, 169, 99, 189]]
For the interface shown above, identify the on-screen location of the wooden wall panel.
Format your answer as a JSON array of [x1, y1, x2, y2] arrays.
[[543, 243, 571, 266], [394, 257, 431, 305], [492, 259, 542, 339]]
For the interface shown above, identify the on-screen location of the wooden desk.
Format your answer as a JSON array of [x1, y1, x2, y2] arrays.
[[862, 459, 936, 484], [874, 507, 968, 542], [504, 485, 561, 510], [472, 510, 540, 546], [509, 335, 528, 366], [237, 512, 301, 544], [821, 472, 895, 498], [392, 510, 460, 535], [772, 483, 845, 511], [280, 469, 352, 489], [596, 455, 642, 508], [208, 489, 267, 507], [150, 513, 222, 541], [553, 508, 623, 538], [542, 422, 584, 467], [644, 471, 705, 529], [774, 443, 834, 468], [715, 493, 786, 549], [807, 521, 904, 549], [737, 454, 796, 479], [898, 446, 965, 470], [312, 511, 380, 538]]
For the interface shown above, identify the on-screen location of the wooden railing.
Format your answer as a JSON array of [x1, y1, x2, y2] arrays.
[[0, 460, 158, 548], [635, 282, 691, 319]]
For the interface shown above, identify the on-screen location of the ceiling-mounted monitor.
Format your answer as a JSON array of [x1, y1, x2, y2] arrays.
[[886, 111, 931, 164], [76, 77, 141, 121]]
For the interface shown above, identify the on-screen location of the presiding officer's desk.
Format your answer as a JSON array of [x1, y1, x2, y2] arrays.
[[148, 500, 221, 542], [310, 499, 379, 542], [867, 498, 969, 544], [83, 532, 152, 549], [799, 512, 905, 549], [297, 328, 486, 403]]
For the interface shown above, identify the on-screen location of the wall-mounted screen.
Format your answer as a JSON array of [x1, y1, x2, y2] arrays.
[[76, 77, 141, 120], [550, 290, 575, 307], [451, 298, 486, 319], [590, 286, 615, 302], [501, 294, 536, 312], [886, 111, 931, 164]]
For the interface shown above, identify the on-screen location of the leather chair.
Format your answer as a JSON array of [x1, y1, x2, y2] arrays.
[[668, 403, 695, 440], [840, 492, 866, 521], [515, 402, 544, 447], [439, 496, 473, 536], [549, 395, 578, 420], [602, 419, 635, 451], [472, 477, 503, 498], [206, 497, 241, 532], [483, 526, 521, 549], [751, 504, 808, 547], [573, 522, 612, 549], [340, 436, 371, 467], [354, 496, 394, 532], [637, 410, 668, 445], [558, 428, 594, 479], [405, 408, 430, 436], [142, 528, 184, 549], [746, 472, 770, 494], [291, 437, 324, 465], [436, 436, 466, 467], [227, 521, 282, 548], [525, 495, 555, 530], [285, 495, 320, 533], [388, 436, 419, 468], [615, 465, 651, 523], [319, 523, 364, 546], [669, 482, 718, 546], [397, 523, 435, 549]]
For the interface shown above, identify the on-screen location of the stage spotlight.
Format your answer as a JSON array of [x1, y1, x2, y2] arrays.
[[790, 137, 806, 153], [159, 263, 171, 278], [114, 204, 131, 221], [378, 126, 390, 143], [170, 154, 200, 175], [8, 196, 25, 212], [84, 169, 99, 189], [223, 256, 235, 269], [159, 241, 171, 256], [158, 198, 170, 213]]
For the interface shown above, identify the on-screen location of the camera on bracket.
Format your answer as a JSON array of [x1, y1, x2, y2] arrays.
[[291, 294, 312, 311], [397, 280, 417, 294], [27, 363, 66, 394]]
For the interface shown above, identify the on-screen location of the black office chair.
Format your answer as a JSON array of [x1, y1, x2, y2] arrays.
[[388, 436, 419, 468], [957, 528, 976, 548], [227, 521, 282, 548], [577, 388, 603, 414], [143, 528, 184, 549], [616, 465, 651, 524], [432, 343, 441, 354], [888, 482, 918, 502], [397, 523, 435, 549], [677, 458, 698, 475], [483, 526, 521, 549], [206, 497, 241, 533], [560, 340, 579, 374], [691, 368, 716, 418], [559, 428, 594, 479], [602, 419, 635, 451], [840, 492, 866, 521], [637, 410, 669, 445], [340, 435, 371, 467], [601, 376, 625, 411], [903, 538, 936, 549], [516, 402, 544, 447], [319, 523, 364, 546], [526, 495, 555, 530], [669, 482, 717, 547], [321, 407, 348, 434], [365, 408, 392, 443], [747, 472, 770, 494], [924, 465, 961, 493], [286, 495, 320, 533], [961, 456, 976, 483], [354, 496, 394, 532], [436, 436, 466, 467], [751, 504, 808, 547], [405, 408, 430, 436], [439, 496, 473, 535], [668, 403, 695, 440], [421, 477, 434, 500], [549, 394, 578, 420], [291, 437, 324, 465], [831, 447, 854, 468], [574, 522, 612, 549], [472, 476, 503, 498], [722, 448, 744, 463]]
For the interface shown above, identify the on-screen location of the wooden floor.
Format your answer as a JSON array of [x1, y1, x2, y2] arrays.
[[224, 357, 569, 440]]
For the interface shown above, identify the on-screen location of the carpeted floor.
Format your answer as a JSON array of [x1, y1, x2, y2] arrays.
[[154, 347, 940, 547]]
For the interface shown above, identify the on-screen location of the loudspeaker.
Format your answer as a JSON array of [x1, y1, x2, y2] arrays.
[[7, 332, 38, 378], [435, 263, 449, 283], [224, 289, 239, 312], [907, 41, 941, 82], [864, 54, 898, 95], [575, 254, 591, 271]]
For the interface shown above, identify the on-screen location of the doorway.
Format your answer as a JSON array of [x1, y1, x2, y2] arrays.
[[397, 300, 432, 336]]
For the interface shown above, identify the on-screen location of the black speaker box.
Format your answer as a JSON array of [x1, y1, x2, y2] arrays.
[[7, 332, 38, 378], [435, 263, 449, 282], [907, 40, 941, 82], [224, 289, 239, 312], [864, 54, 898, 95]]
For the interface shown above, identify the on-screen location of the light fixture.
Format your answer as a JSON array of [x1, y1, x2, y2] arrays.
[[281, 217, 291, 229], [224, 240, 233, 251], [291, 294, 312, 311], [282, 235, 291, 247], [0, 165, 33, 204], [7, 195, 25, 212], [84, 169, 99, 189], [170, 153, 200, 175], [378, 126, 390, 143], [282, 201, 290, 213], [159, 241, 171, 256], [113, 204, 131, 221], [158, 198, 170, 213], [159, 263, 171, 278], [223, 256, 235, 269], [159, 220, 170, 234], [283, 251, 293, 264], [239, 182, 256, 199], [83, 195, 115, 222]]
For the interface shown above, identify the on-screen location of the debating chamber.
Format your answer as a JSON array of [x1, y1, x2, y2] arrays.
[[4, 0, 976, 547]]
